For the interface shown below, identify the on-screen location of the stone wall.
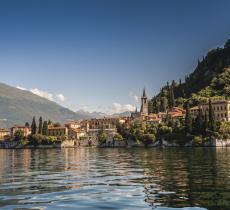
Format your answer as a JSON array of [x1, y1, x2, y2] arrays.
[[212, 139, 230, 147]]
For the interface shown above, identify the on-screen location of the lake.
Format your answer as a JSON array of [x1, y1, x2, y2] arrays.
[[0, 147, 230, 210]]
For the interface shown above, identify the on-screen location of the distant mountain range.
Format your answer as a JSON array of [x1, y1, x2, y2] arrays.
[[75, 110, 131, 119], [0, 83, 131, 128]]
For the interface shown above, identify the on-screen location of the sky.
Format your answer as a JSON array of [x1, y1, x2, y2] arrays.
[[0, 0, 229, 114]]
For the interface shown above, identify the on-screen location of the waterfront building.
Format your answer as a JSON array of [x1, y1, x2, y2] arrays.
[[201, 100, 230, 121], [48, 125, 68, 138], [10, 125, 31, 138], [190, 100, 230, 121], [81, 118, 118, 137], [0, 129, 10, 141]]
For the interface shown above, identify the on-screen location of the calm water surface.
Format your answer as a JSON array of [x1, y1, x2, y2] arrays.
[[0, 148, 230, 210]]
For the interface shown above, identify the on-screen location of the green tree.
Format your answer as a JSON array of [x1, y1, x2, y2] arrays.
[[194, 106, 204, 134], [14, 130, 24, 141], [25, 122, 30, 128], [38, 116, 43, 134], [98, 130, 108, 144], [141, 134, 156, 146], [208, 99, 216, 131], [113, 133, 124, 141], [185, 102, 192, 133], [53, 122, 61, 127], [42, 121, 48, 136], [168, 86, 175, 109], [31, 117, 37, 135], [203, 111, 209, 135], [160, 97, 168, 112]]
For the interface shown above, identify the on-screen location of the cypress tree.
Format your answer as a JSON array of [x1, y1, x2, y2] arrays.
[[156, 99, 160, 113], [208, 99, 216, 131], [185, 102, 192, 133], [166, 82, 170, 91], [160, 97, 168, 112], [194, 106, 204, 134], [203, 111, 208, 135], [169, 86, 175, 109], [25, 122, 30, 128], [38, 116, 43, 134], [31, 117, 37, 135], [42, 121, 48, 136]]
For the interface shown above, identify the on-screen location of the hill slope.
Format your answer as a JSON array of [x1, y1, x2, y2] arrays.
[[0, 83, 87, 127], [149, 38, 230, 112]]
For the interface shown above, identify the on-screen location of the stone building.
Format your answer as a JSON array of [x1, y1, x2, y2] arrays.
[[200, 100, 230, 121], [10, 125, 31, 138], [190, 100, 230, 121], [140, 88, 149, 116], [48, 126, 68, 138], [131, 88, 149, 120], [0, 129, 10, 141]]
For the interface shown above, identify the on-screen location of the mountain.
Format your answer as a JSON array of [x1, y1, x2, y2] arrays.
[[75, 110, 131, 119], [111, 111, 131, 117], [149, 38, 230, 112], [75, 110, 107, 119], [0, 83, 89, 128]]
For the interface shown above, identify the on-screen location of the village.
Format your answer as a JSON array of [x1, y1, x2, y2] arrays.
[[0, 89, 230, 148]]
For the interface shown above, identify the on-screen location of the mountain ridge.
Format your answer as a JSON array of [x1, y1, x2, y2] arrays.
[[0, 83, 89, 128], [149, 38, 230, 112]]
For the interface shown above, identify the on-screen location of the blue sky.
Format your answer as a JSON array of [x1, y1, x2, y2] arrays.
[[0, 0, 229, 113]]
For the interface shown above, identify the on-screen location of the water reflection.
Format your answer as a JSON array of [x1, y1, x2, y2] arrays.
[[0, 148, 229, 209]]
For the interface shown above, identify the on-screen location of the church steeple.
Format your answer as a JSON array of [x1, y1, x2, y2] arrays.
[[140, 88, 148, 115], [143, 88, 147, 98]]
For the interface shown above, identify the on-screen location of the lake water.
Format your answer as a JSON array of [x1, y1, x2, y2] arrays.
[[0, 148, 230, 210]]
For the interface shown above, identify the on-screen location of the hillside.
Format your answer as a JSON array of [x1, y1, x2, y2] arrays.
[[0, 83, 88, 128], [149, 38, 230, 112]]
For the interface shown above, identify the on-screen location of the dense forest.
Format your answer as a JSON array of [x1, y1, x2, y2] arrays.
[[149, 39, 230, 113]]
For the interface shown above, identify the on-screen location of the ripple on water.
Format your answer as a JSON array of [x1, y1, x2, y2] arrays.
[[0, 147, 230, 209]]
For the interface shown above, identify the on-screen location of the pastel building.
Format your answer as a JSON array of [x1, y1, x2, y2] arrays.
[[0, 129, 10, 141], [10, 125, 31, 138], [48, 126, 68, 137], [200, 100, 230, 121]]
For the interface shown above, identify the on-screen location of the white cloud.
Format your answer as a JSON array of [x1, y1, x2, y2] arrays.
[[129, 92, 139, 103], [80, 105, 89, 112], [16, 86, 27, 91], [56, 94, 65, 102], [16, 86, 68, 103], [133, 95, 139, 103], [0, 118, 7, 121], [111, 102, 135, 114], [30, 88, 54, 101]]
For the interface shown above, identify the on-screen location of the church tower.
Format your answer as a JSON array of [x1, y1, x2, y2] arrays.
[[140, 88, 148, 115]]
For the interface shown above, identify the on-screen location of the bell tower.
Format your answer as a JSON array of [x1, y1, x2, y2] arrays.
[[140, 88, 148, 115]]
